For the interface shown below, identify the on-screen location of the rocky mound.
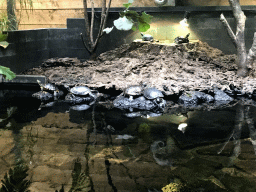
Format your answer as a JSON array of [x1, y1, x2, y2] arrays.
[[21, 41, 256, 96]]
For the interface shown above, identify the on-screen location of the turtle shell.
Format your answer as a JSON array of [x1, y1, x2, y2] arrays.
[[141, 33, 153, 41], [125, 85, 143, 96], [143, 88, 164, 100], [37, 80, 57, 92], [70, 86, 92, 96]]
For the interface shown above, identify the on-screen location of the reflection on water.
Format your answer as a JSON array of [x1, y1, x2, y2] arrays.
[[0, 96, 256, 192]]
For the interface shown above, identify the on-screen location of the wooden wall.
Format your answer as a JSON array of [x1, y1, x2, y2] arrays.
[[0, 0, 256, 30]]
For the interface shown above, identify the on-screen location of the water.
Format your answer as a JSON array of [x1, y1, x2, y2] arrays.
[[0, 90, 256, 192]]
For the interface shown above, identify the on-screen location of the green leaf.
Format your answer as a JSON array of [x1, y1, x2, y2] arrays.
[[0, 66, 16, 80], [0, 33, 7, 42], [138, 22, 150, 32], [140, 12, 152, 24], [0, 41, 9, 49], [124, 10, 140, 20], [123, 3, 132, 9], [131, 25, 137, 31]]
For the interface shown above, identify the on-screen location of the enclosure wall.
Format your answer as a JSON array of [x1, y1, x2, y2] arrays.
[[1, 7, 256, 74]]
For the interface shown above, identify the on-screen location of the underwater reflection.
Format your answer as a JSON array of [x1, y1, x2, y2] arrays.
[[218, 100, 256, 166], [1, 97, 256, 191]]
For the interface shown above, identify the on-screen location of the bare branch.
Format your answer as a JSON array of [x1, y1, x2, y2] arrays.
[[83, 0, 91, 47], [90, 0, 95, 48], [246, 32, 256, 66], [93, 0, 112, 51], [220, 13, 237, 45]]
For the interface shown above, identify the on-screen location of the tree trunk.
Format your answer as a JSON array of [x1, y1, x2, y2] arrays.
[[82, 0, 112, 60], [7, 0, 18, 30], [220, 0, 256, 77]]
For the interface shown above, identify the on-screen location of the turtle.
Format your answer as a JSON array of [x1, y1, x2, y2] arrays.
[[141, 33, 154, 42], [124, 85, 144, 101], [70, 104, 90, 111], [37, 80, 57, 93], [36, 80, 63, 98], [143, 87, 166, 108], [69, 86, 97, 99], [174, 33, 190, 44]]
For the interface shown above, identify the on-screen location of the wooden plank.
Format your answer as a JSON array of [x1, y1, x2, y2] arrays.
[[18, 24, 66, 30], [183, 0, 256, 6], [16, 9, 84, 25]]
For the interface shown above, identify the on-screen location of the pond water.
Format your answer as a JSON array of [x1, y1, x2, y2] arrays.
[[0, 89, 256, 192]]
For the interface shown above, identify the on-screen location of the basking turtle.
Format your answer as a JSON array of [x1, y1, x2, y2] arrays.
[[37, 80, 57, 93], [124, 85, 144, 101], [36, 80, 63, 98], [143, 87, 166, 108], [174, 33, 190, 44], [69, 86, 97, 99], [141, 33, 154, 42]]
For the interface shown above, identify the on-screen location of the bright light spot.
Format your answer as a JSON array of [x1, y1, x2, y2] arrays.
[[179, 18, 189, 27], [178, 123, 187, 133], [103, 26, 114, 34]]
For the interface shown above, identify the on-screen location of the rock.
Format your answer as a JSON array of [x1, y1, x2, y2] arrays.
[[113, 96, 157, 111], [214, 88, 234, 101], [65, 93, 94, 104], [178, 91, 214, 105]]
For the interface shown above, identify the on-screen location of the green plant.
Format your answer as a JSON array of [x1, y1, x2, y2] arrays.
[[104, 0, 152, 33], [0, 163, 31, 192], [0, 12, 9, 48], [117, 2, 152, 32], [0, 66, 16, 80]]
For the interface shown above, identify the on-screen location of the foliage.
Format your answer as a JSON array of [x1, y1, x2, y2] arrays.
[[114, 2, 152, 32], [0, 66, 16, 80], [0, 163, 31, 192], [55, 159, 91, 192], [0, 12, 9, 48]]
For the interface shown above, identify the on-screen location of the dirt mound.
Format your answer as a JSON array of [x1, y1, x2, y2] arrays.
[[21, 41, 256, 96]]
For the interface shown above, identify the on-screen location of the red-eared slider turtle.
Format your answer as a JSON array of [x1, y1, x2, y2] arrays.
[[36, 80, 63, 98], [37, 80, 57, 93], [143, 87, 166, 108], [143, 88, 164, 101], [124, 85, 144, 101], [141, 33, 154, 42], [70, 86, 97, 99], [174, 33, 190, 44]]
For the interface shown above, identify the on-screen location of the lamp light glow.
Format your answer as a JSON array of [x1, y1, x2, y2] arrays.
[[180, 11, 191, 27], [179, 18, 189, 27]]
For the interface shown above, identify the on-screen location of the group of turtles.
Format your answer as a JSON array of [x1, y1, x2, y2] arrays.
[[32, 80, 166, 112], [32, 80, 98, 110], [113, 85, 166, 111]]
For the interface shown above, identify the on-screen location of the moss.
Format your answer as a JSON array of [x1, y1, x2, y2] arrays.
[[138, 123, 151, 133], [162, 179, 188, 192]]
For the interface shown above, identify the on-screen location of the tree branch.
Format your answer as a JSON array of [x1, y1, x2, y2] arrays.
[[246, 32, 256, 66], [90, 0, 95, 49], [220, 13, 237, 46], [83, 0, 91, 49]]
